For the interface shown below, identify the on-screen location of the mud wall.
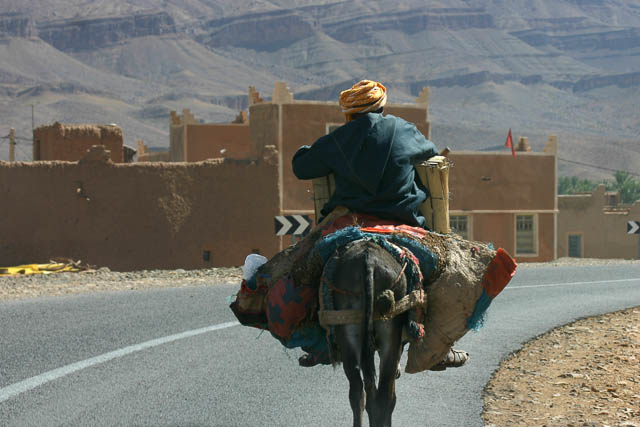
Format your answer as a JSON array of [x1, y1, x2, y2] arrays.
[[185, 124, 251, 161], [138, 151, 170, 162], [449, 152, 556, 211], [170, 124, 185, 162], [558, 185, 640, 259], [249, 103, 279, 161], [34, 122, 124, 163], [0, 148, 280, 270], [449, 151, 556, 262], [385, 105, 430, 138], [469, 212, 555, 263], [137, 140, 170, 162]]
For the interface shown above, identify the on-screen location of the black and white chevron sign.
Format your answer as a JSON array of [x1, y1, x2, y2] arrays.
[[628, 221, 640, 235], [275, 215, 312, 236]]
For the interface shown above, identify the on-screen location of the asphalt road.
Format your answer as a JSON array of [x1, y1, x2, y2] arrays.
[[1, 264, 639, 426]]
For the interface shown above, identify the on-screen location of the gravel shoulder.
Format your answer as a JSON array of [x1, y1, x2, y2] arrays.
[[2, 258, 639, 426], [0, 267, 243, 301], [483, 306, 640, 427], [483, 258, 640, 427], [1, 257, 635, 301]]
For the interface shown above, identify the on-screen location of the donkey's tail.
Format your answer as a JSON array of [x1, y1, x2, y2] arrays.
[[362, 257, 377, 385]]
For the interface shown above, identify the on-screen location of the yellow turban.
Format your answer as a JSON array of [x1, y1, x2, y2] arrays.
[[339, 80, 387, 121]]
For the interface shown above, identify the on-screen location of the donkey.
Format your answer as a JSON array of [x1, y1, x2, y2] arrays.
[[330, 240, 409, 427]]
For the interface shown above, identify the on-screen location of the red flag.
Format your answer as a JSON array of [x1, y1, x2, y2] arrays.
[[505, 128, 515, 158]]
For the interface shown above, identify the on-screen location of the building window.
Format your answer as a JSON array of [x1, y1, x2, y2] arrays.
[[326, 123, 342, 134], [516, 214, 537, 255], [450, 215, 470, 239], [568, 234, 582, 258], [605, 192, 619, 207]]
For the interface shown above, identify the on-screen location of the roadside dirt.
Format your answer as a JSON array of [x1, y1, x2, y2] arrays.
[[0, 267, 243, 301], [484, 306, 640, 427]]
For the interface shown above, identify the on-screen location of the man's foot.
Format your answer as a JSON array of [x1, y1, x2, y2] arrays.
[[429, 349, 469, 371], [298, 352, 331, 367]]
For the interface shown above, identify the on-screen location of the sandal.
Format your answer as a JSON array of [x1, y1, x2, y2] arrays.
[[429, 349, 469, 371]]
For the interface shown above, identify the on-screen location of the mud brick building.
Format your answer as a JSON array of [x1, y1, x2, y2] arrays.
[[448, 137, 558, 263], [0, 145, 279, 270], [169, 109, 251, 162], [1, 82, 559, 269], [33, 122, 125, 163], [137, 140, 170, 162], [558, 185, 640, 259], [244, 83, 556, 261]]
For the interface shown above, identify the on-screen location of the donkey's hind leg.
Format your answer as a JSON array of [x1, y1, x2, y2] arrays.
[[337, 324, 365, 427], [372, 317, 405, 427]]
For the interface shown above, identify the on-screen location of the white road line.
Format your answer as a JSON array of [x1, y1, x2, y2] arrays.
[[0, 321, 239, 404], [2, 277, 639, 403], [507, 278, 639, 290]]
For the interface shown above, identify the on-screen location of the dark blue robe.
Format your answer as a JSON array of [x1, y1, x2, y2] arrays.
[[292, 113, 438, 228]]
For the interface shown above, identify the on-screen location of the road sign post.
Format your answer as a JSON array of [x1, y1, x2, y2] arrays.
[[628, 221, 640, 259]]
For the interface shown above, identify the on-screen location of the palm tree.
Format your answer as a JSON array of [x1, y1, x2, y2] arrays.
[[608, 171, 640, 204], [558, 176, 597, 195]]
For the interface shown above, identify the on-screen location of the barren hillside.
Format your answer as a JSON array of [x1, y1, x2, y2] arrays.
[[0, 1, 638, 179]]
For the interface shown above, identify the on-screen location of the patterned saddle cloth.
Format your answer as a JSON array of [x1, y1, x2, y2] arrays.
[[230, 211, 444, 357]]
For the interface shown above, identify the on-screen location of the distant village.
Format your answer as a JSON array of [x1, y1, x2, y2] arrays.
[[1, 82, 639, 270]]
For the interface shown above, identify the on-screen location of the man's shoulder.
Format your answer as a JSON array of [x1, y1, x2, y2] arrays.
[[312, 132, 334, 145], [331, 117, 369, 138], [385, 114, 415, 126], [379, 114, 419, 133], [379, 113, 413, 127]]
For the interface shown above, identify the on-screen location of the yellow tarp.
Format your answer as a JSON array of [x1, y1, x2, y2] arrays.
[[0, 262, 82, 276]]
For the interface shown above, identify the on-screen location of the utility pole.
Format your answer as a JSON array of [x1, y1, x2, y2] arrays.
[[32, 104, 36, 161], [9, 128, 15, 162]]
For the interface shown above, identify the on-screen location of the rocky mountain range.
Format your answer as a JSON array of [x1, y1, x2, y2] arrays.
[[1, 0, 639, 179]]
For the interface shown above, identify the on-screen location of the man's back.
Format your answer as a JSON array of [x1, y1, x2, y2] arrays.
[[292, 112, 438, 227]]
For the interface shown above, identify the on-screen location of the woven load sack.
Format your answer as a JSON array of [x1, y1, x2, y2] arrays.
[[405, 238, 516, 373], [230, 207, 351, 330]]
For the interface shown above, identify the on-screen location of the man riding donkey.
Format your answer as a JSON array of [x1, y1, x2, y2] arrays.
[[291, 80, 468, 369], [231, 80, 469, 371]]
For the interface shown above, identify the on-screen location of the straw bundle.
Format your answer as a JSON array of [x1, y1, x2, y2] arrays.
[[415, 155, 450, 234]]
